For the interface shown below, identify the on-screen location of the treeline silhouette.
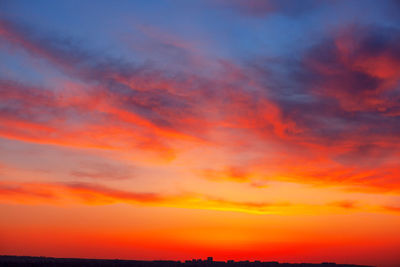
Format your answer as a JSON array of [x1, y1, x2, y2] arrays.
[[0, 256, 374, 267]]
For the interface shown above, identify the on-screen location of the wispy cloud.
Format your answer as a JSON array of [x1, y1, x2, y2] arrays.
[[2, 15, 400, 198], [0, 181, 396, 215]]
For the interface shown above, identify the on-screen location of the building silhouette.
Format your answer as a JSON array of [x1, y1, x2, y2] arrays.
[[0, 256, 375, 267]]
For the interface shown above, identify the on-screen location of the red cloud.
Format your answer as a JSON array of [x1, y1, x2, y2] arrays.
[[2, 17, 400, 197]]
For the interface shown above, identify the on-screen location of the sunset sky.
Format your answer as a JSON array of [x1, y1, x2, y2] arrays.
[[1, 1, 400, 266]]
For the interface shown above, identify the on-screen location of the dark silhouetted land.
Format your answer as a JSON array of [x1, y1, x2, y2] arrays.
[[0, 256, 374, 267]]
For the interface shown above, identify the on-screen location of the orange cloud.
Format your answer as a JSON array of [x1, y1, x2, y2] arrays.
[[0, 181, 396, 215], [200, 166, 252, 183], [2, 17, 400, 199]]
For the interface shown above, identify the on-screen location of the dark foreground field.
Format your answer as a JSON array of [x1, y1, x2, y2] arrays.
[[0, 256, 374, 267]]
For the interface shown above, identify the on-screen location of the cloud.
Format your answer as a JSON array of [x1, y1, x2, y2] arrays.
[[215, 24, 400, 193], [200, 166, 252, 183], [2, 16, 400, 197], [0, 17, 299, 158], [0, 182, 59, 202], [333, 143, 394, 167], [329, 200, 358, 210], [301, 25, 400, 115], [69, 162, 134, 180], [211, 0, 320, 18], [0, 181, 319, 215], [0, 181, 170, 205], [381, 205, 400, 214], [62, 182, 170, 204], [0, 18, 94, 77], [202, 196, 291, 214], [0, 180, 293, 215], [1, 180, 399, 215], [1, 181, 283, 214]]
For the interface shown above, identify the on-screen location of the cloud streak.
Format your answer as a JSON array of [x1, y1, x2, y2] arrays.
[[1, 15, 400, 198], [1, 181, 398, 216]]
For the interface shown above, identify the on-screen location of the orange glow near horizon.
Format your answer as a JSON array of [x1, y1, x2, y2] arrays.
[[1, 2, 400, 267]]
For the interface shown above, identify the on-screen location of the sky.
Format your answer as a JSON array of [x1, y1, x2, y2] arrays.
[[1, 0, 400, 266]]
